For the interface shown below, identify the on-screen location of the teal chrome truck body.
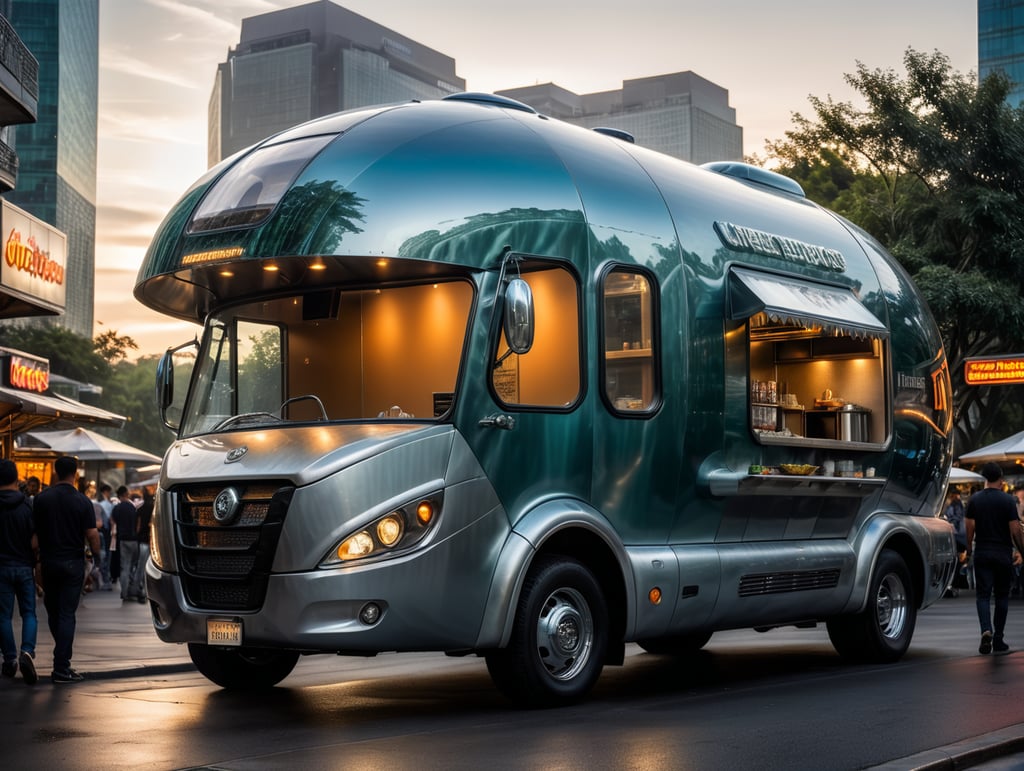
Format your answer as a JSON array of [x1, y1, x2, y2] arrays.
[[137, 94, 956, 705]]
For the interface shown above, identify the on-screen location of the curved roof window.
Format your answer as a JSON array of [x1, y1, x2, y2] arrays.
[[188, 134, 336, 233]]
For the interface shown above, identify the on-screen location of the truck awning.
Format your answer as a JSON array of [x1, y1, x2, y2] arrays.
[[728, 267, 887, 339], [0, 386, 125, 436]]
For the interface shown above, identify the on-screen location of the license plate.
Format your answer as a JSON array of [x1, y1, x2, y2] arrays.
[[207, 618, 242, 646]]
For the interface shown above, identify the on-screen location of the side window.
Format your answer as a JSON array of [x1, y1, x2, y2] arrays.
[[603, 268, 658, 412], [491, 265, 581, 408]]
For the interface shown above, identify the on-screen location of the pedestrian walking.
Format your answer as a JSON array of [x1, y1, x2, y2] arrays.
[[95, 484, 114, 588], [965, 462, 1024, 655], [111, 486, 143, 602], [0, 459, 38, 684], [32, 456, 102, 683]]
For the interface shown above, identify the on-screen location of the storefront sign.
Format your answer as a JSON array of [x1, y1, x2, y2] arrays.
[[715, 221, 847, 272], [1, 348, 49, 393], [964, 355, 1024, 385], [0, 200, 66, 316]]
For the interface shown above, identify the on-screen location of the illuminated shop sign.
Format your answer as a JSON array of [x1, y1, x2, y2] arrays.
[[3, 351, 49, 393], [714, 221, 847, 272], [0, 200, 66, 315], [964, 355, 1024, 386]]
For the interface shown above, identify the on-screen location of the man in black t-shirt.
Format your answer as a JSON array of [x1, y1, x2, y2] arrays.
[[965, 462, 1024, 655], [32, 456, 101, 683]]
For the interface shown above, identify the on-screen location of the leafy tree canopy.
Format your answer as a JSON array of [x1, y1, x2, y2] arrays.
[[1, 323, 169, 456], [760, 48, 1024, 452]]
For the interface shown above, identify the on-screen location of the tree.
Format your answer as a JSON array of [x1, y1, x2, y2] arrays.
[[93, 329, 139, 363], [762, 49, 1024, 453], [0, 323, 170, 457], [0, 322, 108, 384]]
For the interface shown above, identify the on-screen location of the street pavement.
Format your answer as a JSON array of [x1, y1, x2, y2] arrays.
[[5, 587, 1024, 769], [21, 585, 192, 680]]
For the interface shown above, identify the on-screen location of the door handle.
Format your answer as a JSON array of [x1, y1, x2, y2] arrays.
[[478, 413, 516, 430]]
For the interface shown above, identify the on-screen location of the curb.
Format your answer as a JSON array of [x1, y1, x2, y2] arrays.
[[79, 661, 195, 681], [871, 725, 1024, 770]]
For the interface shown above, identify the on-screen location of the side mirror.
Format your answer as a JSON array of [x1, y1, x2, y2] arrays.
[[503, 278, 534, 354], [156, 350, 174, 412], [155, 339, 198, 432]]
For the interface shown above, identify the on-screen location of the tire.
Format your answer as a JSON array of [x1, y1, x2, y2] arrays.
[[485, 556, 608, 707], [188, 643, 299, 689], [637, 631, 713, 655], [827, 549, 916, 664]]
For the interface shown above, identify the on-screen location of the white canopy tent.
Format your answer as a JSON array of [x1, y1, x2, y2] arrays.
[[958, 429, 1024, 466]]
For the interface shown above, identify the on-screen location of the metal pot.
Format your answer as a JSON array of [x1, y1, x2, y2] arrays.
[[838, 404, 870, 442]]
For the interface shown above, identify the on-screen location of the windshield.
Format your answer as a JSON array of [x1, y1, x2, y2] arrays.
[[180, 280, 474, 436]]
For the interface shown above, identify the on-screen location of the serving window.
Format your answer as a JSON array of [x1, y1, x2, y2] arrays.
[[729, 267, 889, 448]]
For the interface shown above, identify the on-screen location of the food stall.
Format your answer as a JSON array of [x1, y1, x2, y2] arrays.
[[0, 347, 124, 477]]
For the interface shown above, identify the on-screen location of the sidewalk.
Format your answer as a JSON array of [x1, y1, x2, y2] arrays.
[[12, 586, 192, 680]]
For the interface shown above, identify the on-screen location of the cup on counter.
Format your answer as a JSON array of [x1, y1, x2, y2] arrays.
[[823, 460, 835, 476]]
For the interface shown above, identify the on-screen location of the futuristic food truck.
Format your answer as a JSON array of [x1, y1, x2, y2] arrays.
[[137, 93, 956, 705]]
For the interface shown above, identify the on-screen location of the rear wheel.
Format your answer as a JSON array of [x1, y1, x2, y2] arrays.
[[188, 643, 299, 689], [827, 549, 916, 663], [637, 631, 713, 655], [486, 556, 608, 707]]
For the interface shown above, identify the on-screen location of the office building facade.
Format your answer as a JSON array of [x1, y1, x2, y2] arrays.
[[210, 0, 465, 165], [498, 72, 743, 164], [6, 0, 97, 338], [979, 0, 1024, 107]]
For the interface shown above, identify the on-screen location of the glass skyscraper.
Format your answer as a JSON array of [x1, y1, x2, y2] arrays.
[[210, 1, 465, 165], [979, 0, 1024, 107], [6, 0, 98, 338]]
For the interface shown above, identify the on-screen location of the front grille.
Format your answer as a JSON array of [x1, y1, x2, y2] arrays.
[[738, 568, 841, 597], [174, 482, 294, 611]]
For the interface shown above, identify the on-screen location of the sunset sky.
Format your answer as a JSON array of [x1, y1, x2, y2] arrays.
[[94, 0, 978, 356]]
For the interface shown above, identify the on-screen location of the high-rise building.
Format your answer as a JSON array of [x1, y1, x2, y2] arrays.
[[498, 72, 743, 164], [979, 0, 1024, 107], [210, 0, 465, 166], [0, 0, 35, 195], [5, 0, 98, 338]]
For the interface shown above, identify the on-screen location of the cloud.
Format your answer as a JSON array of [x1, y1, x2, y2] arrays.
[[141, 0, 240, 39], [100, 47, 199, 90]]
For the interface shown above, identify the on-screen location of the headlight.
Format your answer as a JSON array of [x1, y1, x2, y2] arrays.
[[149, 494, 165, 569], [322, 494, 441, 566]]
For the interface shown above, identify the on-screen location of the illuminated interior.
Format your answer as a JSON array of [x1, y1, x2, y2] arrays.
[[180, 280, 473, 435], [746, 314, 888, 445]]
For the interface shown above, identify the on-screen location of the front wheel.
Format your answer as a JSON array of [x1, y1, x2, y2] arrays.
[[827, 549, 916, 663], [485, 556, 608, 707], [188, 643, 299, 689]]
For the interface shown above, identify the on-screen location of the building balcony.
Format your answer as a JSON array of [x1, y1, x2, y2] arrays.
[[0, 135, 17, 191], [0, 13, 38, 126]]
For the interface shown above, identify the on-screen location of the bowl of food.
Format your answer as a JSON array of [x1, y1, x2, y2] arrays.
[[779, 463, 819, 476]]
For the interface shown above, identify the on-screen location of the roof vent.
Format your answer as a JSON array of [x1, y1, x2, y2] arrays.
[[702, 161, 805, 198], [442, 92, 537, 114], [593, 127, 635, 143]]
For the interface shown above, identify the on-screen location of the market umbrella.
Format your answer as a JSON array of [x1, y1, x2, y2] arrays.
[[948, 467, 985, 484], [20, 426, 161, 465], [958, 429, 1024, 465]]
